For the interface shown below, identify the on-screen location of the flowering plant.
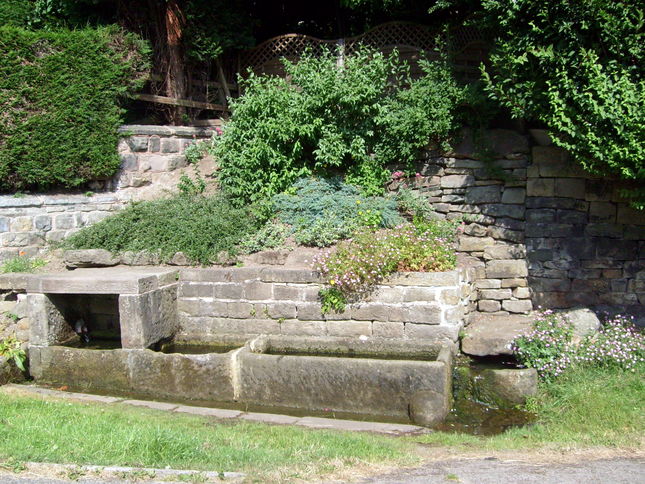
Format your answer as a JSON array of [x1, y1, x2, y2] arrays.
[[313, 222, 457, 312], [512, 311, 645, 381]]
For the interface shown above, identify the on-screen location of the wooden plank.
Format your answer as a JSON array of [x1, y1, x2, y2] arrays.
[[130, 93, 226, 111]]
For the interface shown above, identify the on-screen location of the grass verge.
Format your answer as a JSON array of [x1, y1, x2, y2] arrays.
[[0, 393, 416, 482], [413, 365, 645, 451]]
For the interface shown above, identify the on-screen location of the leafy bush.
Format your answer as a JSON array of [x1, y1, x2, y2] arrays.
[[512, 311, 645, 381], [395, 186, 438, 221], [480, 0, 644, 205], [313, 222, 458, 312], [211, 48, 464, 203], [274, 178, 403, 247], [63, 195, 262, 264], [0, 25, 149, 192]]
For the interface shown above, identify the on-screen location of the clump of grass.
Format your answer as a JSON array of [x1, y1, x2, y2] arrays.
[[63, 195, 263, 265], [1, 254, 46, 273], [414, 363, 645, 450], [0, 393, 416, 480]]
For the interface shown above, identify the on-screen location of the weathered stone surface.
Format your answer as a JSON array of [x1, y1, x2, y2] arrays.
[[477, 300, 501, 312], [236, 347, 450, 423], [465, 186, 501, 204], [527, 178, 555, 197], [479, 368, 538, 406], [441, 175, 475, 188], [500, 188, 525, 205], [479, 289, 512, 300], [502, 299, 533, 313], [484, 244, 526, 260], [409, 389, 450, 427], [64, 249, 120, 268], [126, 136, 148, 152], [461, 313, 533, 356], [558, 307, 601, 339], [119, 285, 178, 349], [459, 236, 494, 252], [0, 355, 25, 385], [486, 260, 528, 278]]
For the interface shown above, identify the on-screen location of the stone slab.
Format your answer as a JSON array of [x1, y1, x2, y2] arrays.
[[461, 313, 533, 357], [174, 405, 242, 419], [296, 416, 424, 434], [27, 267, 179, 294]]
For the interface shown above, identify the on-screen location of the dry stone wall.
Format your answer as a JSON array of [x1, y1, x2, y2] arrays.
[[395, 128, 533, 315], [0, 126, 214, 262], [398, 128, 644, 316]]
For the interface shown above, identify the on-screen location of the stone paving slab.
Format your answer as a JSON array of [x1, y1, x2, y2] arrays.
[[26, 267, 179, 294], [1, 384, 427, 435]]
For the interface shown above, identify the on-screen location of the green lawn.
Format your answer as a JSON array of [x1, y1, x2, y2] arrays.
[[0, 393, 416, 482], [1, 365, 642, 482]]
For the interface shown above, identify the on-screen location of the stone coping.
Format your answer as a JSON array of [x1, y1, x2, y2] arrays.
[[0, 193, 119, 208], [119, 124, 215, 137], [26, 267, 179, 294], [181, 266, 465, 286]]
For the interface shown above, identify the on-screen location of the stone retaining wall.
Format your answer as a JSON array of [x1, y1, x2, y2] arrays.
[[177, 265, 474, 343], [398, 128, 644, 314], [0, 126, 214, 262]]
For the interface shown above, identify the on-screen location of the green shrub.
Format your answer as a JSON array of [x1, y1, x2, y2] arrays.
[[63, 195, 262, 265], [211, 48, 463, 203], [273, 178, 403, 247], [240, 221, 291, 254], [0, 25, 149, 192], [314, 222, 458, 312], [480, 0, 644, 206]]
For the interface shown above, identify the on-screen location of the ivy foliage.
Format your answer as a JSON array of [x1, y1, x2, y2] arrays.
[[480, 0, 644, 201], [211, 48, 464, 203], [0, 25, 149, 192]]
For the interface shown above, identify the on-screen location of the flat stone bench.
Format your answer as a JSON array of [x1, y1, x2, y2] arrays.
[[26, 267, 179, 349]]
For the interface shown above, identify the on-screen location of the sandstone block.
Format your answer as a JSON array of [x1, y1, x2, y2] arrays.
[[126, 136, 149, 152], [465, 185, 501, 204], [502, 299, 532, 313], [327, 320, 372, 337], [554, 178, 586, 199], [63, 249, 119, 268], [486, 260, 528, 278], [478, 300, 501, 312], [527, 178, 555, 197], [458, 236, 494, 252], [441, 175, 475, 188], [501, 187, 526, 204], [479, 289, 512, 300]]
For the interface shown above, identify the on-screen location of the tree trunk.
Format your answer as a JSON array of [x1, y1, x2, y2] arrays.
[[164, 0, 187, 125]]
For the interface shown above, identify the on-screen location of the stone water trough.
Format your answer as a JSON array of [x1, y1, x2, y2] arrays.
[[26, 268, 455, 426]]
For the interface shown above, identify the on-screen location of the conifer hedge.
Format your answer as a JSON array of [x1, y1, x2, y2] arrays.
[[0, 26, 149, 192]]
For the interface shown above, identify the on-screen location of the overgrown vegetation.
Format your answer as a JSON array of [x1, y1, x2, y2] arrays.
[[314, 219, 460, 312], [415, 363, 644, 450], [0, 393, 415, 480], [479, 0, 644, 206], [211, 48, 464, 203], [0, 25, 149, 192], [0, 254, 46, 273], [63, 195, 263, 264], [512, 311, 644, 380]]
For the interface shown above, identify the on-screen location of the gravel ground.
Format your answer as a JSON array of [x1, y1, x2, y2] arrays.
[[358, 457, 645, 484]]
